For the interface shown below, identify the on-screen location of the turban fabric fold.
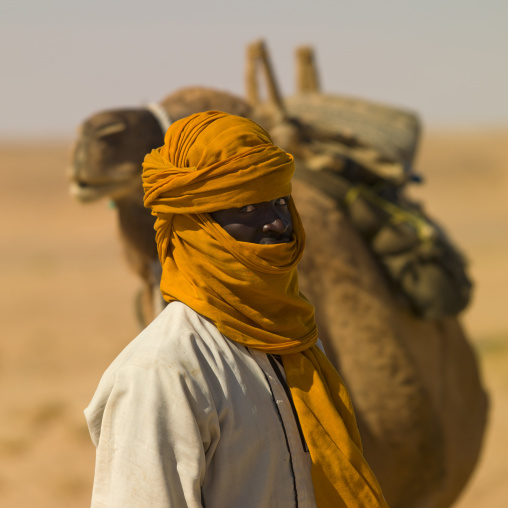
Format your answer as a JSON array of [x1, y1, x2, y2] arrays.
[[142, 111, 388, 508]]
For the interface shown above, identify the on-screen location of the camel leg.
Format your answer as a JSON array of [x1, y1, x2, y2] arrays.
[[135, 284, 154, 328], [150, 260, 166, 318], [152, 285, 166, 317]]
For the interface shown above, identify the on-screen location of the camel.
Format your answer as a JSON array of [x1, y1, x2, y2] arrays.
[[68, 47, 487, 508]]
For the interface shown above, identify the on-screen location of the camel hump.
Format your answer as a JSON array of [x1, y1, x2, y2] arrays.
[[159, 87, 252, 123]]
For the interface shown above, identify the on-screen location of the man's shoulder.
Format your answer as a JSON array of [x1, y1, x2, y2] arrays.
[[84, 302, 229, 446], [106, 301, 223, 373]]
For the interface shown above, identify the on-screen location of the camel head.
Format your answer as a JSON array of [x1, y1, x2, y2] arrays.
[[69, 108, 165, 203], [69, 87, 252, 205]]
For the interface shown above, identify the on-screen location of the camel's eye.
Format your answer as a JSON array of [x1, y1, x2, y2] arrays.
[[240, 204, 256, 213], [94, 122, 127, 139]]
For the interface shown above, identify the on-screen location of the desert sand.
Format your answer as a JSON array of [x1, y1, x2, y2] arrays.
[[0, 130, 507, 507]]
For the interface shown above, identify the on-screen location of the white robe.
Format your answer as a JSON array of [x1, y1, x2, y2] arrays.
[[85, 301, 317, 508]]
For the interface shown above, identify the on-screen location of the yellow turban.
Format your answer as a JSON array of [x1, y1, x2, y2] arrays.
[[143, 111, 387, 508]]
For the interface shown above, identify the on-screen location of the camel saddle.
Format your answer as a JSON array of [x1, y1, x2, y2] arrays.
[[283, 93, 473, 319]]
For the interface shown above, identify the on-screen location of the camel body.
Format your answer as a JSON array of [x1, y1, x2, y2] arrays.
[[294, 181, 486, 507], [69, 86, 487, 508]]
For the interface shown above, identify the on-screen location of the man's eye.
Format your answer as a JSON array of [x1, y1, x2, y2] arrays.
[[240, 204, 256, 213], [275, 196, 289, 206]]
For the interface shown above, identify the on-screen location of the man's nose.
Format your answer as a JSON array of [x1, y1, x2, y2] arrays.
[[262, 217, 289, 234]]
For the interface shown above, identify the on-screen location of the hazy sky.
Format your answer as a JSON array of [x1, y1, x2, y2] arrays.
[[1, 0, 507, 136]]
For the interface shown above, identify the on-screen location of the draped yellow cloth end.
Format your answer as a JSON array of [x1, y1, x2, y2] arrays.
[[142, 110, 388, 507]]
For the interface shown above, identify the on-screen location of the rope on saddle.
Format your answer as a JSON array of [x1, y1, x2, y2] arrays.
[[344, 185, 436, 245]]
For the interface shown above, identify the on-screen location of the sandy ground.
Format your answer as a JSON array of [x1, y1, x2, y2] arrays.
[[0, 131, 506, 507]]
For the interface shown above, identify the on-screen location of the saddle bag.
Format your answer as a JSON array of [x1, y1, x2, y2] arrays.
[[344, 183, 473, 318]]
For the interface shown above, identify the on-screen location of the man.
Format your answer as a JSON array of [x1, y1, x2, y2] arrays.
[[85, 111, 387, 507]]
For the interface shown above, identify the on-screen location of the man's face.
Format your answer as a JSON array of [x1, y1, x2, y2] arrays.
[[210, 196, 293, 244]]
